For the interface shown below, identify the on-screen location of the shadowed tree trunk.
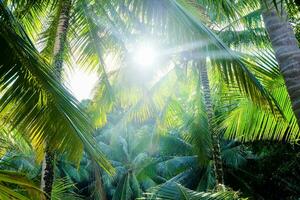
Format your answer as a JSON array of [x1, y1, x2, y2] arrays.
[[262, 0, 300, 126], [41, 149, 55, 199], [198, 60, 225, 189], [93, 160, 108, 200], [41, 0, 72, 199]]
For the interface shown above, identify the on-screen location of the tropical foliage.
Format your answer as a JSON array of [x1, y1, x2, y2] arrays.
[[1, 0, 300, 199]]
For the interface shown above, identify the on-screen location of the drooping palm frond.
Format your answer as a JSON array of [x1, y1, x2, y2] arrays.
[[51, 178, 83, 200], [107, 0, 282, 124], [69, 0, 133, 128], [0, 170, 43, 200], [170, 0, 280, 111], [72, 0, 125, 72], [84, 0, 285, 139], [155, 128, 253, 191], [221, 51, 299, 142], [143, 182, 240, 200], [198, 0, 260, 24], [0, 128, 32, 157], [217, 28, 268, 48], [0, 3, 113, 172], [6, 0, 52, 43]]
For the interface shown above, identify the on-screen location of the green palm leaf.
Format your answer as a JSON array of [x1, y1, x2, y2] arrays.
[[144, 182, 239, 200], [0, 170, 43, 200], [0, 3, 113, 173]]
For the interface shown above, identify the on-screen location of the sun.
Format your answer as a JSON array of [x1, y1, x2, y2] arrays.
[[132, 41, 157, 67]]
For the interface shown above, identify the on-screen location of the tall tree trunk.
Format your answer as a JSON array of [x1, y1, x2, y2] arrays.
[[93, 160, 108, 200], [41, 149, 55, 199], [41, 0, 72, 199], [198, 60, 225, 189], [262, 0, 300, 126], [53, 0, 72, 80]]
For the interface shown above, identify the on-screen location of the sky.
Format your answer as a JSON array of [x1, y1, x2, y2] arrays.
[[65, 66, 98, 101]]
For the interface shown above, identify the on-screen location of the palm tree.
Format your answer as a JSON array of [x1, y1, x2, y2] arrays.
[[261, 0, 300, 125], [191, 0, 300, 127], [40, 0, 72, 198], [222, 51, 300, 142], [186, 0, 300, 142], [6, 0, 123, 197], [198, 60, 224, 188], [91, 48, 277, 193], [0, 1, 114, 199], [0, 170, 42, 199], [89, 1, 281, 191], [128, 0, 285, 190], [90, 119, 159, 199]]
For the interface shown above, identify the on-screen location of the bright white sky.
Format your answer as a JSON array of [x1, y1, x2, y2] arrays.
[[65, 66, 98, 101]]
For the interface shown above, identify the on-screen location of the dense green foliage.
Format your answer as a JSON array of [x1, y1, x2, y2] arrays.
[[1, 0, 300, 199]]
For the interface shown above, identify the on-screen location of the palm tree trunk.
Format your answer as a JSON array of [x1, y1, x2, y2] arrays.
[[53, 0, 72, 80], [198, 60, 225, 189], [41, 149, 55, 199], [41, 0, 72, 199], [262, 0, 300, 126], [93, 160, 108, 200]]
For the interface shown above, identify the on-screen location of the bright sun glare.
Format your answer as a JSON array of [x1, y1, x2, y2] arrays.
[[67, 41, 158, 101], [132, 41, 157, 67], [65, 67, 98, 101]]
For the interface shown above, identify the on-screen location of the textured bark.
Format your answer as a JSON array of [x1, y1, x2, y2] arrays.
[[41, 0, 72, 199], [41, 150, 55, 200], [198, 61, 225, 189], [262, 0, 300, 126], [53, 0, 72, 80]]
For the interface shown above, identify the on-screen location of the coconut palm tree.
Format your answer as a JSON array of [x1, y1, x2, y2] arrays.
[[190, 0, 300, 127], [40, 0, 72, 197], [37, 0, 293, 193], [198, 60, 225, 188], [3, 0, 126, 197], [99, 125, 159, 200], [261, 0, 300, 125], [88, 0, 283, 191], [0, 1, 114, 199], [184, 0, 300, 142]]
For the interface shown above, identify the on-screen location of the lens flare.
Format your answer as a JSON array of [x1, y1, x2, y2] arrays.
[[132, 42, 157, 67]]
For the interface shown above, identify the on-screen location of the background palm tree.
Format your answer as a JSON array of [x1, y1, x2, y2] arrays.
[[198, 60, 225, 189]]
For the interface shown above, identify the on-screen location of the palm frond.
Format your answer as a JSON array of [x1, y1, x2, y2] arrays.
[[143, 182, 239, 200], [0, 3, 113, 173], [51, 178, 83, 200], [171, 0, 278, 111], [0, 170, 43, 200], [221, 51, 299, 142]]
